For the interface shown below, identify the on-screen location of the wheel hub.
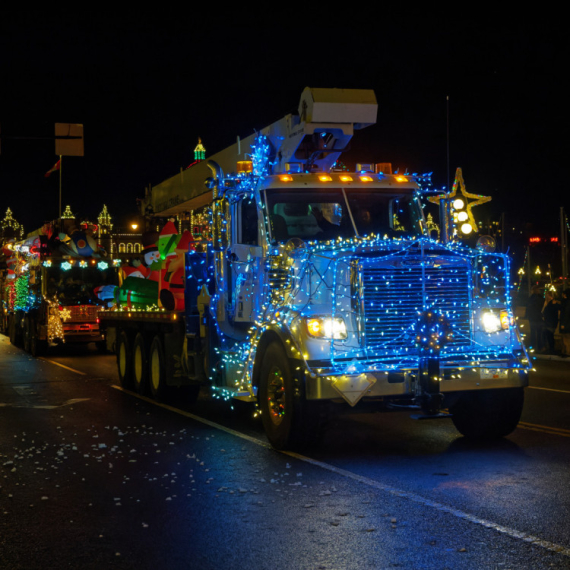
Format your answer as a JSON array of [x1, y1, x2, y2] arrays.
[[267, 365, 286, 426]]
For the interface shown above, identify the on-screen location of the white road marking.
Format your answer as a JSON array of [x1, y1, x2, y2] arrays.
[[0, 398, 90, 409], [113, 384, 570, 558]]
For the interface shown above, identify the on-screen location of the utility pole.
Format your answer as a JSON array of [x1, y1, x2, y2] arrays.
[[527, 245, 531, 295], [561, 207, 568, 291]]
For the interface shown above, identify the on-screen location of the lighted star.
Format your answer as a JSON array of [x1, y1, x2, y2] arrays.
[[428, 168, 491, 234]]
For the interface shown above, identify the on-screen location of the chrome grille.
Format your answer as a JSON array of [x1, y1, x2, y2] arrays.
[[362, 262, 471, 352]]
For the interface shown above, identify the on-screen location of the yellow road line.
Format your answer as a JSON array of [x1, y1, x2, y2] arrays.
[[518, 421, 570, 437], [528, 386, 570, 394], [39, 358, 87, 375]]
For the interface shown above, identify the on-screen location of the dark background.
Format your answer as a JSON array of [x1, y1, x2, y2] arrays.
[[0, 11, 565, 248]]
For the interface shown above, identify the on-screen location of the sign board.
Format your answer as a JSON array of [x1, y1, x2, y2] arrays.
[[55, 123, 84, 156]]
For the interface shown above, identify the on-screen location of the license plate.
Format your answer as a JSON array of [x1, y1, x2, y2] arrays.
[[480, 368, 508, 379]]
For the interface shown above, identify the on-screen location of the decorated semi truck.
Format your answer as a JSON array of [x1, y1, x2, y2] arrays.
[[0, 222, 115, 355], [99, 88, 531, 450]]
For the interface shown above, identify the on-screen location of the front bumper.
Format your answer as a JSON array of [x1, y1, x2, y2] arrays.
[[305, 365, 529, 401]]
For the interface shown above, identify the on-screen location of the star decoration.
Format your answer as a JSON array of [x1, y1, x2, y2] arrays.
[[428, 168, 491, 235]]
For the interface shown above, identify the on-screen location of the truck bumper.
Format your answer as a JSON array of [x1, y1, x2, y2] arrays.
[[305, 366, 529, 402], [62, 324, 103, 343]]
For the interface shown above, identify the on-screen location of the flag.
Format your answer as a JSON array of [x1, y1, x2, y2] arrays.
[[45, 159, 61, 177]]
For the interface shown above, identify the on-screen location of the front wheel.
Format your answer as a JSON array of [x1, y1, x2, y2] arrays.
[[259, 341, 304, 450], [450, 388, 524, 439]]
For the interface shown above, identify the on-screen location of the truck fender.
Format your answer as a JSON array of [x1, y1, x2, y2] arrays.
[[250, 325, 304, 396]]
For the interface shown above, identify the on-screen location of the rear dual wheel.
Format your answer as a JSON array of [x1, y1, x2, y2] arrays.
[[117, 330, 133, 389], [149, 335, 167, 400], [117, 330, 151, 395], [116, 330, 198, 403], [132, 333, 148, 394]]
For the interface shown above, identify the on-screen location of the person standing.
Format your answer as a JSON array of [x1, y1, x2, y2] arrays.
[[525, 285, 544, 351], [559, 289, 570, 357], [542, 291, 560, 354]]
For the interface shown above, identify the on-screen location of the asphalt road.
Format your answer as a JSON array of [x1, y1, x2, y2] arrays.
[[1, 335, 569, 569]]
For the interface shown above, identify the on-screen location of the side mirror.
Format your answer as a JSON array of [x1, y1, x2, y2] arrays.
[[476, 235, 496, 253]]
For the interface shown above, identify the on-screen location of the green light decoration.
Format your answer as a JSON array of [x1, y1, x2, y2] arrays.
[[14, 274, 31, 311], [194, 138, 206, 162]]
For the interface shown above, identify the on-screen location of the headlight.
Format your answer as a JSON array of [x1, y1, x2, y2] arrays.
[[306, 316, 347, 339], [481, 309, 510, 333]]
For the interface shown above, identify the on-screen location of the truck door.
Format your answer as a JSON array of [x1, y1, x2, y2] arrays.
[[228, 198, 263, 323]]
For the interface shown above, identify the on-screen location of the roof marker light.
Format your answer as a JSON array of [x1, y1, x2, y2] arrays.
[[339, 175, 353, 182], [237, 161, 253, 174], [359, 175, 373, 182], [395, 175, 408, 182], [319, 174, 333, 182], [279, 174, 293, 182]]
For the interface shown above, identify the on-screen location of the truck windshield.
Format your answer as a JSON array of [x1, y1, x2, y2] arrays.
[[265, 188, 424, 243], [45, 265, 116, 305]]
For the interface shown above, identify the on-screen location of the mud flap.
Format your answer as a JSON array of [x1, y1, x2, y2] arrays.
[[419, 357, 443, 415], [415, 310, 453, 416], [163, 332, 185, 386]]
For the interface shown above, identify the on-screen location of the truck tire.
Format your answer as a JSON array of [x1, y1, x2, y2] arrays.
[[450, 388, 524, 439], [117, 330, 133, 389], [259, 341, 305, 450], [132, 333, 148, 394], [149, 335, 167, 401], [23, 316, 32, 353], [30, 320, 47, 358], [9, 314, 22, 347]]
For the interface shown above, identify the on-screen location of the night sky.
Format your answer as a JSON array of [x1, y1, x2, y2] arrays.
[[0, 11, 565, 242]]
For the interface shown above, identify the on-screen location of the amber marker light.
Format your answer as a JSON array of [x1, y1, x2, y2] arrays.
[[395, 175, 408, 182], [318, 174, 333, 182], [307, 319, 322, 336], [237, 161, 253, 174], [359, 175, 373, 182], [279, 174, 293, 182], [339, 175, 353, 182]]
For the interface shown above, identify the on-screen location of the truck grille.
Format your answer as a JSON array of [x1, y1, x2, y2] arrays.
[[65, 305, 99, 322], [362, 263, 471, 352]]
